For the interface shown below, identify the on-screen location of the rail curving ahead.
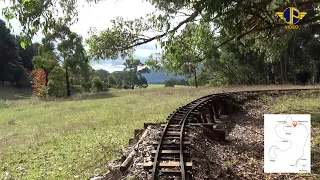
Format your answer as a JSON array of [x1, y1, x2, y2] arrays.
[[145, 88, 320, 180]]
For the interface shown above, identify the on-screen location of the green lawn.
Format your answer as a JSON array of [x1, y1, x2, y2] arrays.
[[0, 85, 320, 179], [0, 86, 222, 179]]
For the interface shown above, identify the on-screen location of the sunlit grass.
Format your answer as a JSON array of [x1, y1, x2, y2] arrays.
[[0, 85, 320, 179]]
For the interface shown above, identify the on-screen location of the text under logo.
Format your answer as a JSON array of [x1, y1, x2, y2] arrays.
[[276, 7, 307, 30]]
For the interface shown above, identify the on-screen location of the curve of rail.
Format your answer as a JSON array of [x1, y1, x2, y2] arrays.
[[148, 88, 320, 180]]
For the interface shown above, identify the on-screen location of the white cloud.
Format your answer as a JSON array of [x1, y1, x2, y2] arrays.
[[91, 62, 125, 72], [135, 42, 161, 58], [70, 0, 155, 40]]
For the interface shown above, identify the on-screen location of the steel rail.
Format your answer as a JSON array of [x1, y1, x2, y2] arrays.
[[149, 87, 320, 180]]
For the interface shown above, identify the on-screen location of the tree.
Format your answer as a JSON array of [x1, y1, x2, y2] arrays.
[[47, 66, 67, 97], [82, 1, 320, 60], [3, 0, 320, 51], [137, 75, 148, 88], [202, 39, 270, 85], [15, 36, 39, 71], [4, 0, 320, 88], [0, 19, 24, 85], [123, 57, 145, 88], [43, 24, 91, 96], [91, 76, 104, 92], [164, 80, 174, 87], [107, 74, 117, 88], [146, 22, 212, 88], [94, 69, 110, 83], [32, 68, 47, 98]]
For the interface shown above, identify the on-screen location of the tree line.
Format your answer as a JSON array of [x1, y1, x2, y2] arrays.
[[3, 0, 320, 88], [0, 19, 149, 98]]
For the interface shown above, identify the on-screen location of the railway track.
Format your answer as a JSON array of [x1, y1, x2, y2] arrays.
[[143, 88, 320, 180]]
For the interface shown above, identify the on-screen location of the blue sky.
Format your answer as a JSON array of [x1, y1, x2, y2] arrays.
[[0, 0, 165, 72]]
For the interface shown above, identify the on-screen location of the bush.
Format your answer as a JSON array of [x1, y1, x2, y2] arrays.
[[141, 84, 148, 88], [164, 80, 174, 87], [32, 68, 48, 98], [91, 76, 104, 92], [206, 75, 228, 86], [71, 85, 84, 94], [47, 66, 67, 97]]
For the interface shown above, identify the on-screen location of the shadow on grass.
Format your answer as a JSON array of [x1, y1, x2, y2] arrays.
[[44, 92, 118, 102], [0, 84, 118, 101], [0, 85, 32, 101]]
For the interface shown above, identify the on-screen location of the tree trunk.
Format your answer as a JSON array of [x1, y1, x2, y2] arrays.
[[268, 64, 275, 84], [280, 50, 289, 84], [284, 48, 288, 84], [66, 67, 71, 97], [280, 54, 284, 84], [316, 62, 320, 83], [194, 71, 198, 88]]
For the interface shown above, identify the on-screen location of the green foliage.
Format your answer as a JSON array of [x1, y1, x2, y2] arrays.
[[40, 24, 92, 96], [32, 53, 58, 70], [164, 80, 174, 87], [123, 57, 143, 87], [70, 85, 85, 94], [206, 73, 229, 86], [163, 78, 189, 86], [136, 75, 148, 88], [0, 19, 25, 84], [4, 0, 320, 89], [85, 17, 147, 60], [47, 66, 67, 97], [94, 69, 110, 83], [2, 0, 105, 47], [91, 76, 104, 93], [15, 36, 39, 71], [107, 75, 117, 88], [146, 22, 212, 87]]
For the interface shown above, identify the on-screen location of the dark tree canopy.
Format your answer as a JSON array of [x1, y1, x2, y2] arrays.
[[3, 0, 320, 51], [0, 19, 24, 85]]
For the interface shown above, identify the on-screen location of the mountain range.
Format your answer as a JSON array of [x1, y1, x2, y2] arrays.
[[142, 69, 185, 84]]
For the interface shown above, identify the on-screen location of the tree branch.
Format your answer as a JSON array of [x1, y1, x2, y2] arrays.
[[275, 0, 320, 11], [216, 16, 320, 48], [120, 4, 205, 51]]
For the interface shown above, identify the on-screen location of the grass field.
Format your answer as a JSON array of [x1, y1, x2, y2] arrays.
[[0, 85, 320, 179]]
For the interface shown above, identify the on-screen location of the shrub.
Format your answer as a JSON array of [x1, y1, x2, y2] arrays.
[[47, 66, 67, 97], [164, 80, 174, 87], [206, 74, 228, 86], [141, 84, 148, 88], [91, 76, 104, 92], [32, 68, 48, 98], [71, 85, 84, 94]]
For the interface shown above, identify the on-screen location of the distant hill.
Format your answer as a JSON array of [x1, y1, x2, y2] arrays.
[[142, 69, 185, 84]]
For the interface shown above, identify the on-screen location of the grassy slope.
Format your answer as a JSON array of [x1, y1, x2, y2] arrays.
[[0, 87, 222, 179], [1, 85, 320, 179]]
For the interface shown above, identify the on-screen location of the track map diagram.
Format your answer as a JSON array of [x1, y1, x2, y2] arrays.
[[264, 114, 311, 173]]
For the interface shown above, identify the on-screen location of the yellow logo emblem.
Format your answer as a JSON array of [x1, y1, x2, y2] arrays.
[[276, 7, 307, 29]]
